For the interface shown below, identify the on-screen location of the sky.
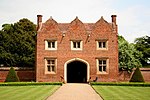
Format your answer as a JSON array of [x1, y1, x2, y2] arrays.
[[0, 0, 150, 43]]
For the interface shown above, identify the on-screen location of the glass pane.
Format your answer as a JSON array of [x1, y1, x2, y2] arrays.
[[47, 66, 51, 71], [52, 42, 55, 48], [99, 66, 102, 72], [48, 42, 51, 48], [103, 42, 106, 48], [52, 66, 55, 71], [103, 66, 106, 71], [99, 60, 102, 64], [47, 60, 50, 64], [73, 42, 76, 48], [99, 42, 102, 48], [51, 60, 55, 64], [103, 60, 106, 64], [77, 42, 80, 48]]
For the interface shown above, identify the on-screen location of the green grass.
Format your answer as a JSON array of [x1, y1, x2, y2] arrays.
[[0, 85, 60, 100], [93, 86, 150, 100]]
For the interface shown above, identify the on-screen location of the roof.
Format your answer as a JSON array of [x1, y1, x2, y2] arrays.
[[40, 17, 113, 32]]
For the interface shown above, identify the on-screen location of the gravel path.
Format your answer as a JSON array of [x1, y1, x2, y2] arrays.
[[46, 83, 103, 100]]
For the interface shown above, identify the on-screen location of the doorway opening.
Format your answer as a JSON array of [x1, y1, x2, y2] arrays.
[[67, 61, 87, 83]]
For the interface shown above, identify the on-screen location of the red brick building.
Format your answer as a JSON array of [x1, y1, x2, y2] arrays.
[[36, 15, 118, 83]]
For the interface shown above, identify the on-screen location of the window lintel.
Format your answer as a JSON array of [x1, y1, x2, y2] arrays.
[[70, 39, 82, 41], [44, 57, 57, 59], [95, 39, 108, 41], [44, 38, 57, 41]]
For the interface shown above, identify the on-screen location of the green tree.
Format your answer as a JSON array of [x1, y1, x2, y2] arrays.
[[118, 36, 143, 72], [130, 67, 145, 82], [5, 67, 20, 82], [134, 36, 150, 66], [0, 18, 36, 67]]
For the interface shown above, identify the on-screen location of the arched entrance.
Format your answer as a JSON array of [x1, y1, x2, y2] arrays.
[[67, 61, 87, 83], [64, 58, 90, 83]]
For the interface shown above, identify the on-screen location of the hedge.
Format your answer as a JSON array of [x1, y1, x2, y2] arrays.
[[5, 67, 20, 82], [0, 82, 63, 86], [130, 67, 145, 82], [90, 82, 150, 87]]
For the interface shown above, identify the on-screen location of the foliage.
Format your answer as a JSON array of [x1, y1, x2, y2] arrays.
[[130, 67, 145, 82], [0, 19, 36, 67], [118, 36, 143, 72], [5, 67, 20, 82], [134, 36, 150, 66], [0, 82, 62, 86], [90, 82, 150, 86]]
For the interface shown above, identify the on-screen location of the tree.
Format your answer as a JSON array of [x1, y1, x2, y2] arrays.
[[130, 67, 145, 82], [118, 36, 143, 72], [0, 18, 36, 67], [5, 67, 20, 82], [134, 36, 150, 66]]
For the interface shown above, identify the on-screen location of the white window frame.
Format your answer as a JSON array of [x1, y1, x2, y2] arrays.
[[97, 59, 109, 74], [45, 40, 57, 50], [96, 41, 108, 50], [45, 59, 57, 74], [71, 40, 83, 50]]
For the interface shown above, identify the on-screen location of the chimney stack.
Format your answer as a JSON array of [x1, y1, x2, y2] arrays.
[[111, 15, 117, 24], [37, 15, 43, 31]]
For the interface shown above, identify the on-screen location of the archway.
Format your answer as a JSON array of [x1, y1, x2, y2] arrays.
[[67, 61, 87, 83], [64, 58, 90, 83]]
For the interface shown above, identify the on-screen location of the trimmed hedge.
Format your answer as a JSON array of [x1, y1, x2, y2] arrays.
[[5, 67, 20, 82], [90, 82, 150, 87], [130, 67, 145, 82], [0, 82, 62, 86]]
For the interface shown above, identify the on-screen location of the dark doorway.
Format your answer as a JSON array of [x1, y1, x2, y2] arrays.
[[67, 61, 87, 83]]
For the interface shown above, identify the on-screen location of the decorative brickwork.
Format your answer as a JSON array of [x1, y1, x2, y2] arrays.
[[36, 15, 119, 82]]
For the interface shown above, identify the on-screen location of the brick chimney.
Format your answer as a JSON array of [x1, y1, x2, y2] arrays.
[[111, 15, 117, 24], [37, 15, 43, 31]]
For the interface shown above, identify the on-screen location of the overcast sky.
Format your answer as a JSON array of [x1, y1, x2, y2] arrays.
[[0, 0, 150, 43]]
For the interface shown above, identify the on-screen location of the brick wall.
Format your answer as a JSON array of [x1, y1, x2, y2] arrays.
[[1, 67, 149, 82], [118, 68, 150, 82], [0, 67, 35, 82]]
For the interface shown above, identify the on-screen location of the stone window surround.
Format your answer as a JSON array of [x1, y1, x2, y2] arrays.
[[44, 57, 57, 74], [70, 40, 83, 50], [45, 39, 57, 50], [96, 39, 108, 50], [96, 57, 109, 74]]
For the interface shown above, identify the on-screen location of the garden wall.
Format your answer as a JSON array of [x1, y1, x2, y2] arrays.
[[0, 67, 35, 82], [0, 67, 149, 82], [119, 68, 150, 82]]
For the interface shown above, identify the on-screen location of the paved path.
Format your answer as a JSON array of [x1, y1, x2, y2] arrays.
[[46, 83, 103, 100]]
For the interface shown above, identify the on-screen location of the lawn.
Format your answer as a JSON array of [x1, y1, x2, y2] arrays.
[[0, 85, 60, 100], [93, 86, 150, 100]]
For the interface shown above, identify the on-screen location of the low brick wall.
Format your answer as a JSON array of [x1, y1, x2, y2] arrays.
[[0, 67, 149, 82], [119, 68, 150, 82], [0, 67, 35, 82], [140, 68, 150, 82]]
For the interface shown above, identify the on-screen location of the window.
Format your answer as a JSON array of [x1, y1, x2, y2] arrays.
[[97, 59, 108, 74], [48, 41, 55, 48], [71, 40, 82, 50], [96, 40, 108, 50], [98, 42, 106, 48], [45, 40, 57, 50], [45, 59, 56, 74]]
